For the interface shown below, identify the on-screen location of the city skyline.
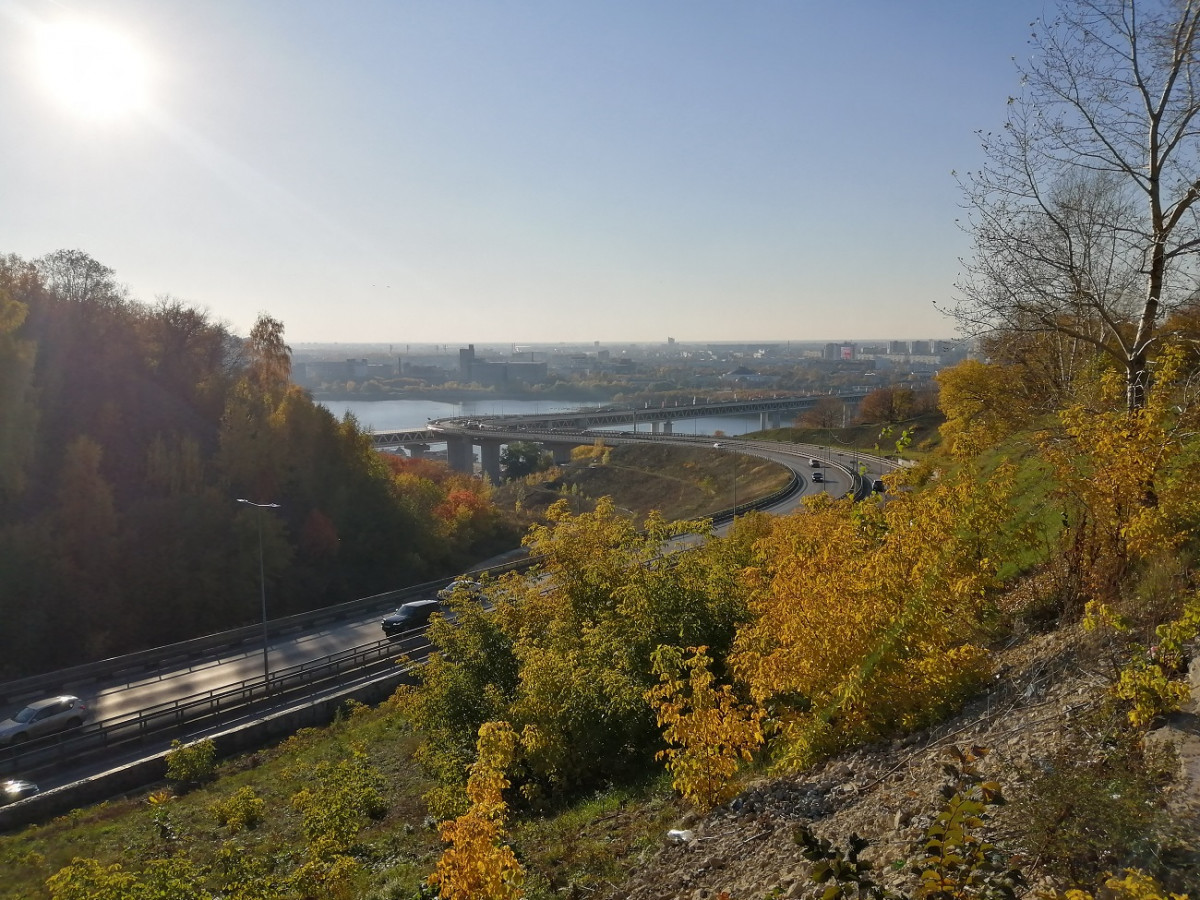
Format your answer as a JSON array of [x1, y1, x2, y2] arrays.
[[1, 1, 1046, 343]]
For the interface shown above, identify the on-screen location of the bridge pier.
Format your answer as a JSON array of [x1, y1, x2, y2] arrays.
[[479, 441, 502, 483], [662, 421, 672, 434], [403, 443, 429, 459], [549, 444, 573, 465], [446, 436, 474, 474]]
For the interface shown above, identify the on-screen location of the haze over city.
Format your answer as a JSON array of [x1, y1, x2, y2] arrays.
[[0, 1, 1045, 344]]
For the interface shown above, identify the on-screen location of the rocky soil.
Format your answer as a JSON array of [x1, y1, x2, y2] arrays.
[[604, 628, 1200, 900]]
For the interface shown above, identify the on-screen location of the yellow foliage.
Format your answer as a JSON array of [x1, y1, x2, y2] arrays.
[[430, 721, 525, 900], [731, 465, 1015, 765], [1046, 869, 1189, 900], [570, 440, 610, 463], [1041, 345, 1200, 603], [936, 359, 1035, 458], [646, 645, 765, 811]]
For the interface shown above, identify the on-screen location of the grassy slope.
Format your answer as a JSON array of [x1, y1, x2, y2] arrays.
[[751, 410, 946, 457], [0, 706, 684, 899], [492, 442, 793, 529]]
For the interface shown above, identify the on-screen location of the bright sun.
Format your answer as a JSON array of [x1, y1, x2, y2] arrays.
[[36, 21, 150, 120]]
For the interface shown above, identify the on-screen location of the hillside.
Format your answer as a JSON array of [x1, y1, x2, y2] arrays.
[[491, 441, 793, 529], [613, 626, 1200, 898]]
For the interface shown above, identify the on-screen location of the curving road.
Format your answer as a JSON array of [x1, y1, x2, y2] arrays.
[[0, 430, 897, 800]]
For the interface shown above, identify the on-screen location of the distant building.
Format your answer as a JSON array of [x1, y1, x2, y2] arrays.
[[297, 358, 394, 385], [823, 343, 856, 361], [457, 344, 549, 387], [721, 366, 779, 386]]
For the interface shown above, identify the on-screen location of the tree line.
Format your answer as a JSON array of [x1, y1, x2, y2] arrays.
[[0, 251, 508, 679]]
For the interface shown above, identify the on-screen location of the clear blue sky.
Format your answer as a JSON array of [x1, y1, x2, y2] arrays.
[[0, 0, 1047, 344]]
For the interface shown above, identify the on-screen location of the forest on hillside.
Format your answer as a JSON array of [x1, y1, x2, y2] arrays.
[[0, 251, 508, 680]]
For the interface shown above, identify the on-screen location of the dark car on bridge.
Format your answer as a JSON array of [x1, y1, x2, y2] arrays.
[[382, 600, 443, 639], [0, 779, 39, 805]]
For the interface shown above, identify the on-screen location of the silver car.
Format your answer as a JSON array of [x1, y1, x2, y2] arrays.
[[0, 695, 89, 745]]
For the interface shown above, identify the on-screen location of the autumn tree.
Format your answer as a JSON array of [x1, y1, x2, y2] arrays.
[[243, 313, 292, 402], [857, 385, 915, 424], [1040, 346, 1200, 607], [0, 281, 36, 500], [731, 466, 1022, 765], [430, 721, 525, 900], [798, 397, 845, 428], [647, 645, 764, 811], [400, 498, 749, 800], [936, 359, 1036, 457], [957, 0, 1200, 411]]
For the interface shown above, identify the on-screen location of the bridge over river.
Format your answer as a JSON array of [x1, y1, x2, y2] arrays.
[[369, 391, 868, 482]]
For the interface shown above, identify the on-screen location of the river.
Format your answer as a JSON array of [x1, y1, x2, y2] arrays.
[[317, 398, 767, 437]]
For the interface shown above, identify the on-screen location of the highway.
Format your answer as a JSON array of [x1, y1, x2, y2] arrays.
[[0, 431, 896, 809]]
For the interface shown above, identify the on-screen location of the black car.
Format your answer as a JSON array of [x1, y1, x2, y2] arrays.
[[382, 599, 442, 638]]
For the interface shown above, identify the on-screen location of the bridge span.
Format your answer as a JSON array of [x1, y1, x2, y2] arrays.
[[370, 392, 868, 481]]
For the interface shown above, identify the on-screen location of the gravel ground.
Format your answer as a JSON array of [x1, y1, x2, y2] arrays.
[[604, 628, 1199, 900]]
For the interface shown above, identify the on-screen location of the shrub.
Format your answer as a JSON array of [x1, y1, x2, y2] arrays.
[[210, 786, 265, 834], [1005, 725, 1171, 886], [164, 738, 217, 789]]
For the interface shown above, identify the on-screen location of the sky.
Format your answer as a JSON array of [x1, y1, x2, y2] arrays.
[[0, 1, 1049, 344]]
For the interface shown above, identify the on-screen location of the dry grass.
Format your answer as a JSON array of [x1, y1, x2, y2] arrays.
[[493, 442, 792, 531]]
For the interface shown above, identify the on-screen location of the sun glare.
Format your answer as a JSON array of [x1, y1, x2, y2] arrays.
[[36, 21, 150, 120]]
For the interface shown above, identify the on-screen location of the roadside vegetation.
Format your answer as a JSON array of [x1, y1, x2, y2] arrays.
[[9, 306, 1200, 896]]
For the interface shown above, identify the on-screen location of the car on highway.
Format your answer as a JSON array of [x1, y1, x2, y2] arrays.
[[872, 479, 886, 493], [811, 471, 824, 483], [0, 695, 89, 745], [0, 778, 39, 805], [437, 579, 483, 601], [382, 599, 443, 638]]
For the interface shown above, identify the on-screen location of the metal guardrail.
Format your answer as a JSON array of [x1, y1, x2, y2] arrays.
[[0, 626, 435, 783], [0, 558, 534, 709]]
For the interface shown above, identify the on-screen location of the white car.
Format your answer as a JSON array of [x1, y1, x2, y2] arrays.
[[437, 580, 483, 601], [0, 695, 89, 745]]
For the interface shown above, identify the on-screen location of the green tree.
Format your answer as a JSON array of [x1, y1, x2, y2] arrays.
[[501, 441, 548, 479]]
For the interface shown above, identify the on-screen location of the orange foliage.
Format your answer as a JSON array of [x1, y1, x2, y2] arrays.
[[380, 454, 454, 484]]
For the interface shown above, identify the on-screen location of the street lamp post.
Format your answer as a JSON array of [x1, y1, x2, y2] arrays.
[[237, 498, 281, 686]]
